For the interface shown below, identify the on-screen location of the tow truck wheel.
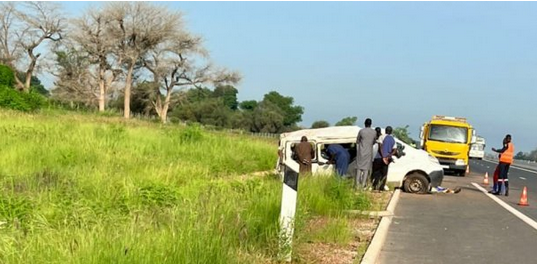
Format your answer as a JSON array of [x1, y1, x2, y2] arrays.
[[403, 173, 430, 194]]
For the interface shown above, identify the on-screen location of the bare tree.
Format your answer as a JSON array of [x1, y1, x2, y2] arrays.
[[72, 7, 120, 111], [0, 3, 22, 68], [0, 2, 65, 92], [51, 47, 98, 107], [141, 14, 240, 123], [144, 52, 240, 122], [103, 2, 179, 119]]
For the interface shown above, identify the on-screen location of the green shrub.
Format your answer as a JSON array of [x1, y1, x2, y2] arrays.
[[0, 65, 15, 87], [178, 123, 204, 143], [0, 85, 31, 111], [24, 91, 47, 110], [0, 85, 45, 111]]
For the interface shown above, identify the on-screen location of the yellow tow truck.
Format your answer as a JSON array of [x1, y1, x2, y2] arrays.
[[420, 115, 476, 176]]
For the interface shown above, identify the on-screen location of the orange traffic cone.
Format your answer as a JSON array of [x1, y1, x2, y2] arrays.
[[483, 172, 489, 185], [518, 187, 529, 206]]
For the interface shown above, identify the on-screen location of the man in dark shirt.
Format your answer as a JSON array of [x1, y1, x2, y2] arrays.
[[296, 136, 315, 174], [326, 144, 350, 177], [372, 126, 396, 191]]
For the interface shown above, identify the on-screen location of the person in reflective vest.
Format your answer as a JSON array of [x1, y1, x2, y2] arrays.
[[491, 134, 514, 196]]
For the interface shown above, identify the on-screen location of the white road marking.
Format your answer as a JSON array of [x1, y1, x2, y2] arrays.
[[520, 177, 526, 180], [472, 183, 537, 231], [481, 159, 537, 175]]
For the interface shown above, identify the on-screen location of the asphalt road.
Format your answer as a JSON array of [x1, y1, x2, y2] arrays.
[[490, 158, 537, 172], [471, 159, 537, 221], [377, 160, 537, 264]]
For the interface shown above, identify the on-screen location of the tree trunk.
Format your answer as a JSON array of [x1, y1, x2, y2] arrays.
[[23, 49, 39, 93], [124, 63, 135, 119], [12, 71, 25, 91], [160, 106, 168, 123], [98, 68, 106, 112], [155, 95, 163, 118], [23, 71, 32, 93], [160, 90, 172, 123]]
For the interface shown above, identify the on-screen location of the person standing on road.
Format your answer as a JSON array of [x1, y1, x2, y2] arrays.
[[489, 136, 507, 193], [326, 144, 351, 177], [372, 126, 396, 191], [491, 134, 514, 196], [356, 118, 377, 190], [296, 136, 315, 175]]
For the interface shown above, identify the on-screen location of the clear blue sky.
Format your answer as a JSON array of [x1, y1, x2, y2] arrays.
[[55, 1, 537, 152]]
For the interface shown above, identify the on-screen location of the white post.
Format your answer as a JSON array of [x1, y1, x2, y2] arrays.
[[279, 166, 299, 262]]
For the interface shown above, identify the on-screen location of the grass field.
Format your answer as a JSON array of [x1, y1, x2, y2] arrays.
[[0, 109, 381, 263]]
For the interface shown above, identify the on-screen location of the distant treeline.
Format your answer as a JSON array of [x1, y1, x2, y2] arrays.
[[515, 150, 537, 162], [0, 2, 308, 133]]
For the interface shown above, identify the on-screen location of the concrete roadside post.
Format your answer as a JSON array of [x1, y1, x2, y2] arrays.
[[278, 166, 299, 262]]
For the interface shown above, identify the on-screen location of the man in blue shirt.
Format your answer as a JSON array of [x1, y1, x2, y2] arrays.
[[326, 144, 350, 177], [372, 126, 396, 191]]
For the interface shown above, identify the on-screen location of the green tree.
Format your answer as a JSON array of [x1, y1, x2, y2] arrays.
[[311, 120, 330, 128], [335, 116, 357, 126], [170, 98, 233, 128], [213, 85, 238, 110], [515, 151, 527, 160], [393, 125, 416, 145], [251, 100, 285, 133], [186, 87, 213, 103], [239, 100, 258, 111], [528, 149, 537, 162], [262, 91, 303, 127], [230, 111, 253, 131]]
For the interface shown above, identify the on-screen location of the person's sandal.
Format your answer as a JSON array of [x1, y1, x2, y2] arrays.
[[454, 187, 462, 194]]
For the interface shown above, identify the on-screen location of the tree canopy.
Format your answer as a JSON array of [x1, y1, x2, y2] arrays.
[[335, 116, 357, 126], [393, 125, 417, 146], [263, 91, 303, 127], [311, 120, 330, 129]]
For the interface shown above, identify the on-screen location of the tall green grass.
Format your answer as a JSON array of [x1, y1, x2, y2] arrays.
[[0, 109, 375, 263]]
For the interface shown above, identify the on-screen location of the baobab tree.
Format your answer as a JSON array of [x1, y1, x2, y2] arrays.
[[143, 35, 240, 123], [103, 2, 179, 119], [0, 2, 64, 92], [71, 7, 120, 111]]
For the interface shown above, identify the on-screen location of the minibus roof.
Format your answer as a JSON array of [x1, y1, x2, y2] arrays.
[[280, 126, 361, 142]]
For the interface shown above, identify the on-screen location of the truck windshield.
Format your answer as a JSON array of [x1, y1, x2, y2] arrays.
[[428, 125, 468, 144]]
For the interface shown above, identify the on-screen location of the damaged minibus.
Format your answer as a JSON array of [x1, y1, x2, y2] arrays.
[[276, 126, 444, 194]]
